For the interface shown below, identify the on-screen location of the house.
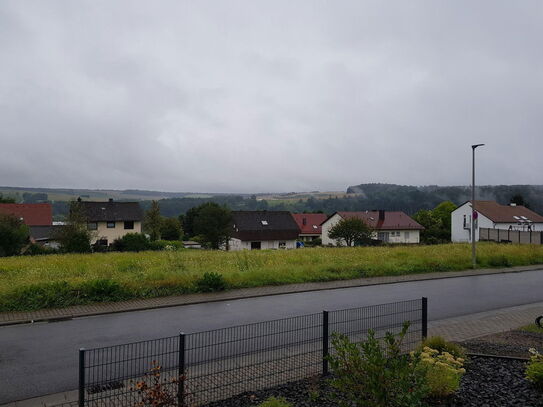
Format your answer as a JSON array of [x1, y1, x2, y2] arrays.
[[229, 211, 301, 250], [0, 203, 52, 226], [79, 199, 144, 246], [29, 225, 64, 249], [451, 201, 543, 242], [321, 210, 424, 246], [292, 213, 328, 242]]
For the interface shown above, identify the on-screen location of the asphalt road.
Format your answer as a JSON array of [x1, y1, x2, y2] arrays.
[[1, 268, 543, 403]]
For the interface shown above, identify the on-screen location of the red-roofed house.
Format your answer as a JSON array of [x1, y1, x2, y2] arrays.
[[0, 203, 52, 226], [292, 213, 328, 242], [321, 210, 424, 245]]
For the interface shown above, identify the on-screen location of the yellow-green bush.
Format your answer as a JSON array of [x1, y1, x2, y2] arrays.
[[415, 346, 466, 398], [526, 348, 543, 390]]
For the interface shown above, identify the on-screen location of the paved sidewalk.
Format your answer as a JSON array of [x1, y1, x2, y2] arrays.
[[1, 264, 542, 326], [3, 299, 543, 406]]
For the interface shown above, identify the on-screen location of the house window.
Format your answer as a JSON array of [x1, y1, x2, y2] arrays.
[[96, 239, 108, 246], [377, 232, 389, 242], [279, 241, 286, 249], [261, 220, 269, 226], [107, 221, 116, 229], [251, 241, 261, 250], [124, 221, 134, 230], [463, 215, 466, 228], [87, 222, 98, 230], [404, 231, 410, 240]]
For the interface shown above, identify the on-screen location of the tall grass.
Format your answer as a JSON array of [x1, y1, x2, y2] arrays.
[[0, 243, 542, 311]]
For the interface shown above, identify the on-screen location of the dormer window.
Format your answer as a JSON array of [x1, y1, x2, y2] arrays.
[[261, 220, 269, 226]]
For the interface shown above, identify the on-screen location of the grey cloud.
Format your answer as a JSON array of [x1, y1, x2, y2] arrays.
[[1, 1, 542, 193]]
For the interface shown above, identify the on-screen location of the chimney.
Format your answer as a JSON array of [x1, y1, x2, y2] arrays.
[[378, 210, 385, 221], [109, 198, 114, 202]]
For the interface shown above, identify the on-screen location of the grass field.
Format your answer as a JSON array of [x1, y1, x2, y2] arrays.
[[0, 243, 542, 312]]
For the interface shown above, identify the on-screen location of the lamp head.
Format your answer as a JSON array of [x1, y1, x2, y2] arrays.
[[472, 143, 485, 149]]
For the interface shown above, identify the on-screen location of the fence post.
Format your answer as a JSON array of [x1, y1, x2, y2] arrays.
[[322, 310, 329, 376], [178, 333, 186, 407], [421, 297, 428, 339], [78, 348, 85, 407]]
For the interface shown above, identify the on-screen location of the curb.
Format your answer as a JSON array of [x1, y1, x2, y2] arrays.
[[1, 265, 542, 327]]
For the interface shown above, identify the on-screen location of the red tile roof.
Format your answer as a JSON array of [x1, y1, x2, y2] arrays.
[[470, 201, 543, 223], [292, 213, 328, 235], [335, 211, 424, 230], [0, 203, 52, 226]]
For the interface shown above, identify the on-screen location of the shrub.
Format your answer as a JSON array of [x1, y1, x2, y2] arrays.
[[3, 281, 74, 310], [327, 321, 428, 407], [526, 348, 543, 390], [0, 214, 29, 257], [23, 243, 58, 256], [418, 336, 466, 359], [195, 272, 227, 292], [415, 346, 465, 398], [78, 279, 131, 302], [259, 397, 292, 407], [111, 233, 150, 252], [148, 240, 184, 251]]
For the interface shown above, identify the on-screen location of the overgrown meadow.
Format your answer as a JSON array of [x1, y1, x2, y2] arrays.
[[1, 243, 542, 312]]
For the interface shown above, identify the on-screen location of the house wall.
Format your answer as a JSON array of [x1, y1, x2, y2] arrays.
[[228, 238, 297, 251], [321, 213, 343, 246], [451, 202, 542, 242], [376, 230, 420, 244], [90, 221, 142, 245], [322, 214, 419, 245]]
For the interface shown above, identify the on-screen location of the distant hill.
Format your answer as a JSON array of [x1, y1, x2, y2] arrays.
[[346, 183, 543, 214], [2, 184, 542, 219]]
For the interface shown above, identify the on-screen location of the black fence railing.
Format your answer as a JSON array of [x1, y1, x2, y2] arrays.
[[79, 298, 427, 406]]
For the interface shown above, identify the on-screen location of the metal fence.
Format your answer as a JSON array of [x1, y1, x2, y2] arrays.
[[479, 227, 543, 244], [79, 298, 427, 406]]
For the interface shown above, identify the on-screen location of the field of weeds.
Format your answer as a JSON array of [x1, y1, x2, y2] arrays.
[[0, 242, 542, 311]]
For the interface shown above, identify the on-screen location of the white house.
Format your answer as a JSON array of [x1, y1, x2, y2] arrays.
[[451, 200, 543, 242], [321, 210, 424, 246], [228, 211, 301, 250]]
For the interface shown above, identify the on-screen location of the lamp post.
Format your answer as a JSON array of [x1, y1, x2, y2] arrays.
[[471, 143, 484, 268]]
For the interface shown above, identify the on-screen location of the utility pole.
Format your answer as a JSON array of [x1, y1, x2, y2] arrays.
[[471, 144, 484, 268]]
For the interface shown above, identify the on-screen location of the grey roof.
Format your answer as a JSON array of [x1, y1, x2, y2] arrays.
[[29, 225, 64, 241], [231, 211, 300, 241], [80, 201, 143, 222]]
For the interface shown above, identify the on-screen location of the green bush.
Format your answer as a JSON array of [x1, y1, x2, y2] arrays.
[[258, 397, 292, 407], [78, 279, 131, 302], [111, 233, 150, 252], [327, 322, 428, 407], [23, 243, 58, 256], [2, 281, 74, 311], [195, 272, 227, 292], [416, 346, 465, 398], [0, 214, 29, 257], [148, 240, 184, 251], [418, 336, 466, 359], [526, 348, 543, 390]]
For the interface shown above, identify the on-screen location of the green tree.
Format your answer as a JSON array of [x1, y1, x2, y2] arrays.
[[160, 217, 183, 241], [56, 200, 92, 253], [0, 214, 30, 256], [191, 203, 232, 249], [413, 201, 457, 244], [144, 200, 163, 241], [0, 194, 16, 203], [328, 218, 372, 247], [510, 194, 530, 208]]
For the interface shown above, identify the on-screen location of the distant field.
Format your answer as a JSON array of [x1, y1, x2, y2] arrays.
[[0, 243, 542, 312]]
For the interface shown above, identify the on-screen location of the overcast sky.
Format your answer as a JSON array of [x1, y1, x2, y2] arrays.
[[1, 1, 542, 193]]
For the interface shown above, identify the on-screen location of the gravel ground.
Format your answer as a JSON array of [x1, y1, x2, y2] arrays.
[[460, 329, 543, 358], [203, 356, 543, 407]]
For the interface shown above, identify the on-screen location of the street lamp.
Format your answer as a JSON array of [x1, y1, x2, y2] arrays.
[[471, 143, 484, 268]]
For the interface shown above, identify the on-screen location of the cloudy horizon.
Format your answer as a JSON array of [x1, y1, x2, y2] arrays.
[[1, 1, 542, 193]]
